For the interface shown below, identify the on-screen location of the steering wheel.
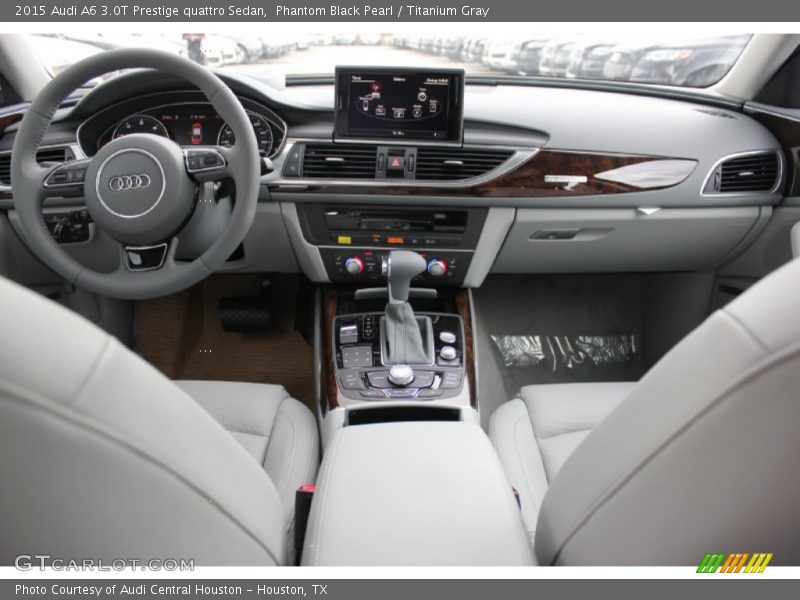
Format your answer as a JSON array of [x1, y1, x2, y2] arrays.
[[10, 49, 260, 299]]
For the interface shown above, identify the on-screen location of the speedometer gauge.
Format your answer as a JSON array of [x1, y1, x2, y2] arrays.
[[113, 115, 169, 140], [218, 113, 274, 156]]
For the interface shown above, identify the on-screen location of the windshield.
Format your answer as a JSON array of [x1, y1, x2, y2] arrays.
[[26, 32, 752, 89]]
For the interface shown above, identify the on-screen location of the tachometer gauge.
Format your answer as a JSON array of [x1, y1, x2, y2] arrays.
[[112, 115, 170, 140], [218, 113, 274, 156]]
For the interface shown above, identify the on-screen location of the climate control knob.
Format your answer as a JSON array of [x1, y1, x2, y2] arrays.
[[345, 256, 365, 275], [427, 258, 447, 277]]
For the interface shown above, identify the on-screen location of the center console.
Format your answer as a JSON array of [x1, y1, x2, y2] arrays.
[[301, 420, 534, 566], [333, 311, 468, 405]]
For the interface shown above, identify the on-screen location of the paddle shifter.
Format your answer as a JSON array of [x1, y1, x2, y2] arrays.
[[382, 251, 434, 384]]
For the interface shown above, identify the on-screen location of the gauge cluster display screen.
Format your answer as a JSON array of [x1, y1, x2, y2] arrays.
[[334, 67, 464, 144], [106, 105, 277, 157]]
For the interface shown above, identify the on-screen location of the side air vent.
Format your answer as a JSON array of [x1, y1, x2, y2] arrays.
[[0, 146, 76, 186], [302, 144, 377, 179], [36, 146, 75, 164], [415, 148, 513, 181], [705, 152, 781, 194]]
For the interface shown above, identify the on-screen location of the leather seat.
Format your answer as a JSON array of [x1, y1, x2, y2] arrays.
[[0, 276, 319, 566], [175, 380, 319, 529], [491, 256, 800, 565], [490, 382, 634, 541]]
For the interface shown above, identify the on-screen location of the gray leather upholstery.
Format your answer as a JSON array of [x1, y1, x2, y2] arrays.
[[494, 256, 800, 565], [303, 422, 535, 566], [175, 380, 320, 530], [489, 383, 632, 542], [0, 276, 318, 566]]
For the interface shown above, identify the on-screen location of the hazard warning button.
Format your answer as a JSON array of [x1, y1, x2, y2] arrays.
[[387, 155, 405, 172]]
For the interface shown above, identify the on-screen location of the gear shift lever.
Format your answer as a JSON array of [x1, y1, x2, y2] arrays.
[[386, 250, 427, 305], [382, 251, 432, 371]]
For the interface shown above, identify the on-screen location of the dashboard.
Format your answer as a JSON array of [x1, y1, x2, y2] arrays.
[[0, 67, 790, 288]]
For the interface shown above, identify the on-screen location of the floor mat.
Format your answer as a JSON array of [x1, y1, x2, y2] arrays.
[[471, 272, 715, 428], [474, 274, 645, 390], [134, 274, 316, 414]]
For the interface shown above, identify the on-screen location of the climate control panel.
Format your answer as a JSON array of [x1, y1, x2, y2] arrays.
[[320, 248, 470, 285]]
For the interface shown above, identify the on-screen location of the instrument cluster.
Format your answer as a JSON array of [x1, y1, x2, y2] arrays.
[[94, 100, 286, 158]]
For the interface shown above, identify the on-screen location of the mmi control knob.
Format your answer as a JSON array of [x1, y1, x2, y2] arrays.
[[388, 364, 415, 387], [345, 256, 365, 275], [427, 258, 447, 277]]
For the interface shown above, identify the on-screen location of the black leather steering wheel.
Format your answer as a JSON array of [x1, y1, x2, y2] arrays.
[[11, 48, 260, 299]]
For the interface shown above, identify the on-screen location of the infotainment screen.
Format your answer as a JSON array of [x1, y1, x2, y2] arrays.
[[334, 67, 464, 144]]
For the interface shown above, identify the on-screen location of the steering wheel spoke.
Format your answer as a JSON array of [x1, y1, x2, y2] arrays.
[[41, 158, 91, 197], [120, 238, 174, 272], [184, 146, 232, 182]]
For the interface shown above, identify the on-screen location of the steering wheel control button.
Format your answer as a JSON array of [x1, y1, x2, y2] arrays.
[[439, 346, 458, 361], [44, 160, 90, 189], [123, 243, 168, 272], [388, 364, 415, 387], [50, 169, 69, 184], [439, 331, 457, 345], [341, 345, 373, 369], [184, 148, 226, 173]]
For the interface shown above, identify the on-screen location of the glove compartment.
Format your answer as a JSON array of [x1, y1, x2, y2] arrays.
[[493, 207, 767, 273]]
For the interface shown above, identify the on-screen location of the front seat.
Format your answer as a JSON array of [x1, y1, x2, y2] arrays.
[[0, 276, 319, 566], [490, 381, 635, 541], [491, 256, 800, 565]]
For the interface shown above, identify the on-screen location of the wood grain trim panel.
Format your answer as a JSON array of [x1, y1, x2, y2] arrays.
[[454, 290, 477, 408], [323, 287, 340, 412], [270, 150, 696, 198], [0, 112, 22, 138]]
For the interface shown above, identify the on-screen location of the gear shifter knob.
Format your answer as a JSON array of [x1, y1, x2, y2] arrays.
[[386, 250, 427, 304]]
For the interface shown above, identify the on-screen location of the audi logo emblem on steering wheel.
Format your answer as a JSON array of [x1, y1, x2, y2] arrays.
[[108, 173, 151, 192]]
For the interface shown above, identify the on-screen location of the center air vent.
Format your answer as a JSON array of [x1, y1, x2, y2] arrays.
[[704, 152, 781, 194], [415, 148, 513, 181], [302, 144, 377, 179], [0, 146, 76, 186]]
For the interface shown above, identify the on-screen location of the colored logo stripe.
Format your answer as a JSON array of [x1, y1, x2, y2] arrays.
[[697, 553, 726, 573], [697, 552, 773, 573], [745, 553, 773, 573]]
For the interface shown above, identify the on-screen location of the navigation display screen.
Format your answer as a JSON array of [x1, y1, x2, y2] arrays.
[[334, 67, 464, 143]]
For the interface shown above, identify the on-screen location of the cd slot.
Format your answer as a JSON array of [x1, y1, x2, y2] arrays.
[[324, 208, 468, 234]]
